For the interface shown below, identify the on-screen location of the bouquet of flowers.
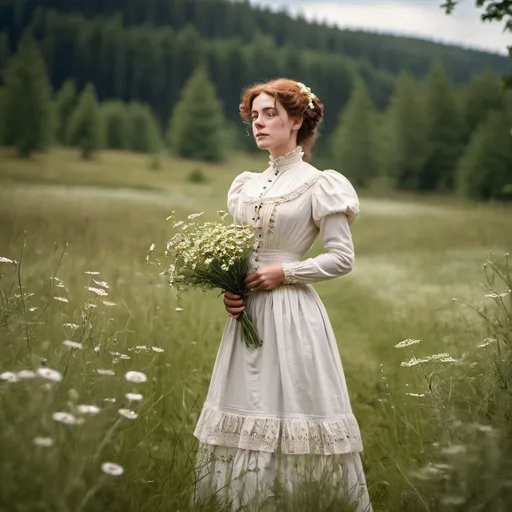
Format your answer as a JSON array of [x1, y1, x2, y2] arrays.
[[149, 211, 262, 348]]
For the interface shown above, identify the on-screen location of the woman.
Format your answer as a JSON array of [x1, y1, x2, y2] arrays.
[[193, 78, 372, 511]]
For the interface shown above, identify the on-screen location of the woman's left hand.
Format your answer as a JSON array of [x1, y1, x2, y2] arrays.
[[244, 264, 285, 292]]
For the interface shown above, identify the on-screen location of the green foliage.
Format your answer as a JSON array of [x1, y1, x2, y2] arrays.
[[0, 31, 9, 72], [420, 62, 465, 191], [456, 109, 512, 200], [188, 168, 207, 183], [54, 79, 78, 145], [101, 100, 130, 150], [126, 102, 162, 153], [67, 83, 101, 160], [330, 80, 377, 187], [1, 33, 53, 157], [380, 72, 428, 190], [168, 67, 226, 163]]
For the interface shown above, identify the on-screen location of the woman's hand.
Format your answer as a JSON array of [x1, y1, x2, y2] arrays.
[[244, 264, 285, 292], [224, 291, 245, 319]]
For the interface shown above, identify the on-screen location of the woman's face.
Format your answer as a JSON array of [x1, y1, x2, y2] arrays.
[[251, 93, 301, 153]]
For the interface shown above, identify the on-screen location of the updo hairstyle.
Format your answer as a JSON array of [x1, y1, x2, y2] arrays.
[[239, 78, 324, 162]]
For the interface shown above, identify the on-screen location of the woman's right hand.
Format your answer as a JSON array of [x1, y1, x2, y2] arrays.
[[224, 291, 245, 319]]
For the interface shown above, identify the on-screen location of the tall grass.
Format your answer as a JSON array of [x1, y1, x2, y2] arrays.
[[1, 149, 511, 511]]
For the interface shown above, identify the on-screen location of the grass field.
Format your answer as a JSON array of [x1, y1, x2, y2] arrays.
[[1, 147, 511, 511]]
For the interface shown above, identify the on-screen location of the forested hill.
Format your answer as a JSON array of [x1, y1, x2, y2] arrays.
[[1, 0, 509, 83]]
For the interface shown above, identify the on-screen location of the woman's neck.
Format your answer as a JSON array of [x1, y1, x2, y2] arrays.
[[268, 141, 299, 160]]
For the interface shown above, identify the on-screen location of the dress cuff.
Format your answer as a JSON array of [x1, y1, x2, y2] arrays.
[[282, 263, 300, 284]]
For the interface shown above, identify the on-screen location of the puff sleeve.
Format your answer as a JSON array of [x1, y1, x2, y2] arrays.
[[227, 171, 256, 217], [281, 170, 359, 285]]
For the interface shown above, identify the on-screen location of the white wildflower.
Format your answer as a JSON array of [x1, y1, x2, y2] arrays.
[[148, 243, 156, 252], [394, 339, 421, 348], [119, 354, 130, 360], [175, 307, 183, 312], [53, 296, 69, 303], [441, 444, 467, 456], [33, 436, 54, 447], [101, 462, 124, 476], [93, 279, 109, 289], [187, 212, 204, 220], [135, 345, 149, 351], [102, 301, 116, 307], [37, 368, 62, 382], [478, 337, 497, 348], [440, 496, 465, 506], [76, 404, 100, 415], [52, 412, 76, 425], [151, 346, 164, 353], [103, 397, 116, 403], [118, 408, 138, 420], [94, 346, 101, 353], [17, 370, 36, 379], [0, 371, 19, 383], [28, 307, 39, 312], [440, 356, 458, 363], [173, 220, 185, 228], [125, 393, 143, 401], [84, 302, 97, 309], [96, 369, 115, 376], [87, 286, 108, 297], [63, 340, 83, 350], [85, 271, 100, 275], [63, 323, 80, 329], [125, 371, 147, 383], [0, 256, 15, 264], [477, 424, 494, 433], [406, 393, 425, 397], [400, 357, 428, 367]]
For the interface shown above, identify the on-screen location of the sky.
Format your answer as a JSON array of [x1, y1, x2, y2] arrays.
[[250, 0, 510, 55]]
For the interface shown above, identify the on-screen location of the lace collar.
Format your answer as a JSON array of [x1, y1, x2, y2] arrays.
[[268, 146, 304, 170]]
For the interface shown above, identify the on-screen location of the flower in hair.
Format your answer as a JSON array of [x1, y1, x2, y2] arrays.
[[296, 82, 317, 109]]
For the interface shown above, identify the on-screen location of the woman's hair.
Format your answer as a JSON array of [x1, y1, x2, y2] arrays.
[[239, 78, 324, 162]]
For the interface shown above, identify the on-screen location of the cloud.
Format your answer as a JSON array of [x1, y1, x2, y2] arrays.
[[250, 0, 509, 54]]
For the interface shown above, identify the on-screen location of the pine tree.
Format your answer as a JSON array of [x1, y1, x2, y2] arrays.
[[1, 33, 52, 157], [167, 67, 226, 162], [381, 72, 428, 190], [330, 80, 377, 187], [0, 87, 6, 145], [101, 100, 129, 150], [126, 102, 161, 153], [456, 109, 512, 201], [67, 83, 101, 159], [55, 79, 77, 145], [420, 62, 464, 191]]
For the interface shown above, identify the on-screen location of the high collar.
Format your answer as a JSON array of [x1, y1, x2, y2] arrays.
[[268, 146, 304, 171]]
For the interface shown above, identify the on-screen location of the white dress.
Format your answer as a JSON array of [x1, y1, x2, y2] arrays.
[[193, 146, 372, 511]]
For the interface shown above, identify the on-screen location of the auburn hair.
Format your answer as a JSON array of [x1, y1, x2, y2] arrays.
[[239, 78, 324, 162]]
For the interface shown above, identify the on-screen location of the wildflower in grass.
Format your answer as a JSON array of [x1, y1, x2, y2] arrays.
[[119, 354, 130, 360], [63, 323, 80, 329], [485, 291, 509, 299], [406, 393, 425, 397], [96, 369, 115, 376], [439, 356, 457, 363], [52, 412, 76, 424], [158, 217, 262, 347], [148, 243, 156, 252], [85, 303, 97, 309], [53, 296, 69, 303], [478, 337, 497, 348], [33, 437, 54, 447], [125, 371, 147, 383], [63, 340, 83, 350], [17, 370, 36, 379], [94, 346, 101, 352], [28, 307, 38, 312], [441, 444, 467, 456], [0, 256, 15, 264], [0, 371, 19, 382], [187, 212, 204, 220], [440, 496, 465, 506], [101, 462, 124, 476], [410, 465, 443, 480], [37, 368, 62, 382], [151, 346, 164, 353], [102, 301, 116, 307], [93, 279, 109, 289], [134, 345, 149, 351], [118, 408, 138, 420], [103, 398, 116, 403], [400, 357, 428, 367], [125, 393, 143, 401], [77, 405, 100, 415], [85, 271, 100, 275], [394, 339, 421, 348], [87, 286, 108, 296], [175, 307, 183, 312]]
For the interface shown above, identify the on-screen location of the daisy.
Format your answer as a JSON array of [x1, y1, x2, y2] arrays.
[[37, 368, 62, 382], [52, 412, 76, 424], [118, 409, 138, 420], [76, 404, 100, 415], [63, 340, 83, 350], [125, 393, 143, 401], [101, 462, 124, 476], [0, 371, 19, 383], [151, 347, 164, 353], [125, 371, 147, 383]]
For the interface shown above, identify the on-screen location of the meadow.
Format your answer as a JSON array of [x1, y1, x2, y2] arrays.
[[0, 147, 511, 512]]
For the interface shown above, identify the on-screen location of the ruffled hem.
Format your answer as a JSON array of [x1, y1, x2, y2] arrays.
[[193, 404, 364, 455]]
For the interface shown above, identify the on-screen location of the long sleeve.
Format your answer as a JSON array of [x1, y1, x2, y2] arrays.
[[281, 170, 359, 285]]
